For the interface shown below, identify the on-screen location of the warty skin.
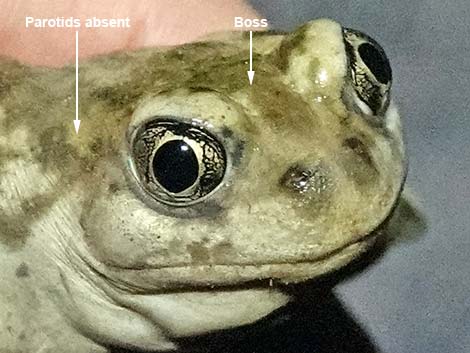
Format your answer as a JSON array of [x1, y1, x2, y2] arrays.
[[0, 19, 405, 352]]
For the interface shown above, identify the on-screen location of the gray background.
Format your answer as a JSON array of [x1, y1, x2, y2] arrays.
[[249, 1, 470, 353]]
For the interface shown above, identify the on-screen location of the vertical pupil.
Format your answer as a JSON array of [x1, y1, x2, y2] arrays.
[[152, 140, 199, 193], [358, 42, 391, 84]]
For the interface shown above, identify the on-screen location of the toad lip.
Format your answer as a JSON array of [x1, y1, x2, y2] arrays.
[[82, 233, 378, 295]]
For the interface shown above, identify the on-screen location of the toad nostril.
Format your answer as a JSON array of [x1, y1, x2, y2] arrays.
[[280, 164, 330, 194], [343, 137, 375, 168]]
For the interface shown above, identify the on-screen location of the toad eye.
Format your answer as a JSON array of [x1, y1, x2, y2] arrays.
[[129, 118, 227, 206], [343, 27, 392, 115]]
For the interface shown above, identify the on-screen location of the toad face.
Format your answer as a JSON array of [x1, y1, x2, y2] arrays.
[[0, 19, 405, 352]]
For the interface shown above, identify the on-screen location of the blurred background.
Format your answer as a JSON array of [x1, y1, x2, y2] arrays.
[[243, 1, 469, 352]]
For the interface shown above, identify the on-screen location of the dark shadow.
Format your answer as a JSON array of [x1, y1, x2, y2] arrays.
[[175, 287, 380, 353], [111, 279, 381, 353]]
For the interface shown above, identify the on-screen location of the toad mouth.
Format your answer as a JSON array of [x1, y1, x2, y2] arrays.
[[85, 232, 380, 295]]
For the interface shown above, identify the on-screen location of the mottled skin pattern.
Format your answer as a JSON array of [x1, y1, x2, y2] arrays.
[[0, 19, 405, 352]]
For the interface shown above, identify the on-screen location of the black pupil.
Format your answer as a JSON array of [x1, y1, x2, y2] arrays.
[[152, 140, 199, 193], [358, 42, 391, 84]]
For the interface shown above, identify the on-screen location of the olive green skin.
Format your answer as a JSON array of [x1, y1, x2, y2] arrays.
[[0, 19, 405, 352]]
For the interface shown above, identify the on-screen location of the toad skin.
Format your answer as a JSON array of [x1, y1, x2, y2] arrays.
[[0, 19, 405, 352]]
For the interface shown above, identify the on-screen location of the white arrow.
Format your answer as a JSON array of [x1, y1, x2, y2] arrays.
[[247, 30, 255, 85], [74, 30, 81, 134]]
